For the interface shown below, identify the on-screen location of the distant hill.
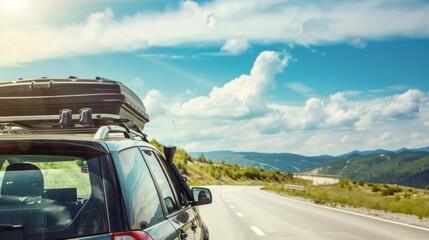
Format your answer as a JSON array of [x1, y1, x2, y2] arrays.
[[190, 147, 429, 188], [311, 151, 429, 189], [337, 146, 429, 158], [189, 151, 334, 172]]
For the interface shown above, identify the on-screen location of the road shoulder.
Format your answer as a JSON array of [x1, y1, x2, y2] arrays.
[[261, 188, 429, 230]]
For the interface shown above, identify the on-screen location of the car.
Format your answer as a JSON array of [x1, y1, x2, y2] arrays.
[[0, 77, 212, 240]]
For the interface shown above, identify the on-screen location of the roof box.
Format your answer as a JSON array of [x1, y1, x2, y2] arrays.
[[0, 77, 149, 133]]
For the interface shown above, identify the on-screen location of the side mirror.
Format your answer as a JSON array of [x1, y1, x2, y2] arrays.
[[191, 187, 212, 206]]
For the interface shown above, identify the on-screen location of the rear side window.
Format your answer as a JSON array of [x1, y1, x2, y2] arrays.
[[0, 155, 107, 239], [142, 150, 179, 214], [116, 147, 164, 229]]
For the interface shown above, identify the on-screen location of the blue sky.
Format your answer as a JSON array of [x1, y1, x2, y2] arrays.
[[1, 0, 429, 155]]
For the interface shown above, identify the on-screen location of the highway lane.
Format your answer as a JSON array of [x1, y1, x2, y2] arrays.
[[198, 186, 429, 240]]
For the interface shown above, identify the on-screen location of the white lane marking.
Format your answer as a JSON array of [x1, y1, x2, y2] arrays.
[[236, 212, 244, 217], [250, 226, 266, 236], [229, 205, 235, 209], [258, 188, 429, 232]]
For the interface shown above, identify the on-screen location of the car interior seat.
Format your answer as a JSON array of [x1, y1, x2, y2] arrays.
[[1, 163, 44, 198]]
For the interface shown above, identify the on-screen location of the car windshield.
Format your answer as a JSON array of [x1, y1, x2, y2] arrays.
[[0, 155, 108, 239]]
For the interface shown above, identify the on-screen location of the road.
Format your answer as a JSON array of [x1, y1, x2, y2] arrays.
[[198, 186, 429, 240]]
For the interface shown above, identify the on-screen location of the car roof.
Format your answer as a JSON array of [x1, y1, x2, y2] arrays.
[[0, 133, 95, 141], [0, 133, 160, 153]]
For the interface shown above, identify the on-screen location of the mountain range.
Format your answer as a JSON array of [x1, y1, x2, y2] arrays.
[[190, 146, 429, 188], [190, 146, 429, 172]]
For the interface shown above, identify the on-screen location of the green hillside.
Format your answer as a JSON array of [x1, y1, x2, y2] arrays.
[[189, 151, 333, 172], [314, 152, 429, 189], [150, 140, 292, 186]]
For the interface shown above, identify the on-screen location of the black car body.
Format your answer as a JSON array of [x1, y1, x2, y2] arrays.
[[0, 133, 211, 240]]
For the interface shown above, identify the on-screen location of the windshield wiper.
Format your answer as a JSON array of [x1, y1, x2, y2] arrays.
[[0, 224, 23, 231]]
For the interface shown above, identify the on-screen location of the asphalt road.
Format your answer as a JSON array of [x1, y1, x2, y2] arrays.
[[198, 186, 429, 240]]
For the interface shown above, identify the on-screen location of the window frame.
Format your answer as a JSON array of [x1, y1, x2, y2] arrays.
[[139, 147, 188, 215], [115, 147, 165, 230], [153, 152, 189, 208]]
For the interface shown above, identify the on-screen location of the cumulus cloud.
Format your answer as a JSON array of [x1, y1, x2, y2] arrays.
[[175, 51, 288, 118], [377, 89, 425, 120], [143, 90, 166, 120], [249, 89, 427, 134], [221, 37, 249, 55], [2, 0, 429, 65], [141, 50, 428, 155]]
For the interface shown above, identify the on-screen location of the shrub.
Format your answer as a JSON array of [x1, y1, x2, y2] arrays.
[[372, 185, 381, 192], [381, 186, 402, 196]]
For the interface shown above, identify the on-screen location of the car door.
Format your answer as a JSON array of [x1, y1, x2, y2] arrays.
[[114, 147, 178, 240], [141, 148, 198, 240]]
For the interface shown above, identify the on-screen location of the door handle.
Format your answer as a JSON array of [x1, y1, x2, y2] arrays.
[[181, 230, 188, 240]]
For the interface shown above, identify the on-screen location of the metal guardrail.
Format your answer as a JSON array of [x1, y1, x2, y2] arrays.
[[285, 184, 305, 191], [293, 173, 341, 178]]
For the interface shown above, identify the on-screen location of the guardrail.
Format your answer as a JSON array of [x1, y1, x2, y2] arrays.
[[293, 173, 341, 186], [293, 173, 341, 178], [285, 184, 305, 191]]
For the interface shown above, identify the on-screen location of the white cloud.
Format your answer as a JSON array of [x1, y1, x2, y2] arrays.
[[130, 77, 144, 88], [343, 90, 362, 96], [141, 50, 429, 155], [203, 85, 428, 136], [369, 85, 408, 94], [221, 37, 249, 55], [349, 38, 367, 49], [380, 132, 392, 142], [143, 90, 166, 120], [174, 51, 288, 118], [2, 0, 429, 65], [203, 10, 218, 29], [341, 134, 350, 143], [377, 89, 425, 120], [410, 132, 425, 140], [286, 82, 314, 94]]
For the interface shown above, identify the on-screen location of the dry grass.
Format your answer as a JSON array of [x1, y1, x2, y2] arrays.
[[264, 179, 429, 219]]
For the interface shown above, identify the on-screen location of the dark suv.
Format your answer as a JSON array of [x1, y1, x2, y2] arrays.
[[0, 78, 211, 240], [0, 127, 211, 240]]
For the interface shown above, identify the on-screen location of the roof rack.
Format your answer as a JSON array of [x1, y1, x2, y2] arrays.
[[0, 77, 150, 137], [94, 123, 149, 142]]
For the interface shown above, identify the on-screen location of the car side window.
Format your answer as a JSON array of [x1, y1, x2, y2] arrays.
[[141, 150, 179, 214], [116, 148, 164, 229], [154, 153, 188, 207]]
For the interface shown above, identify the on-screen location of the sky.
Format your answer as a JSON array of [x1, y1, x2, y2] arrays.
[[1, 0, 429, 156]]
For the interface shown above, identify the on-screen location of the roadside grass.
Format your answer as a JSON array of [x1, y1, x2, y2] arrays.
[[150, 139, 429, 219], [264, 179, 429, 219]]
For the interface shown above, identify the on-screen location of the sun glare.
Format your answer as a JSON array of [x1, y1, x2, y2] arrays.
[[1, 0, 26, 13]]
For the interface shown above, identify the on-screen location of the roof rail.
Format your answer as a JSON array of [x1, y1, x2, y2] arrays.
[[94, 125, 131, 140], [93, 123, 149, 142]]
